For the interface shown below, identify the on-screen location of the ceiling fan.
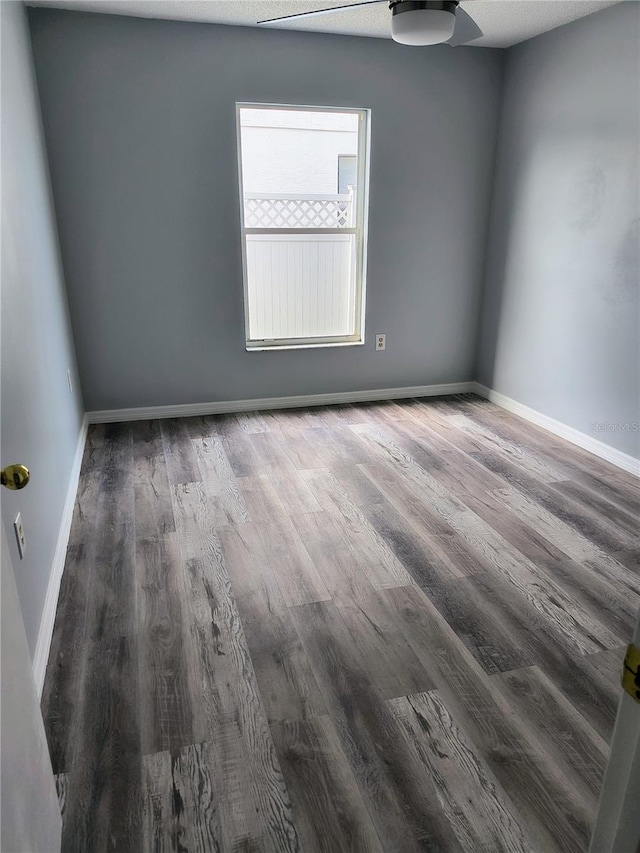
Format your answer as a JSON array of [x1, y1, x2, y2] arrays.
[[258, 1, 483, 47]]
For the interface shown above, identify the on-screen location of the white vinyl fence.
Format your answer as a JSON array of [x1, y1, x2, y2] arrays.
[[244, 192, 357, 341], [245, 233, 356, 340]]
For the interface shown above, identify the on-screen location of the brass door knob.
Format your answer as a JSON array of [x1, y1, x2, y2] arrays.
[[1, 464, 30, 490]]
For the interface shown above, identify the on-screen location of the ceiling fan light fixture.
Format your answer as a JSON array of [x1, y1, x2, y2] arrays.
[[390, 1, 457, 46]]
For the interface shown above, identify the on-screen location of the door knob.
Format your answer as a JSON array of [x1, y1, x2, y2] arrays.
[[1, 464, 30, 490]]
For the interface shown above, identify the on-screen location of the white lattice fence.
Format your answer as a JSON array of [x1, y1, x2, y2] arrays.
[[244, 192, 353, 228]]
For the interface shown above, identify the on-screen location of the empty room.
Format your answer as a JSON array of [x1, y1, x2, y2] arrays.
[[1, 0, 639, 850]]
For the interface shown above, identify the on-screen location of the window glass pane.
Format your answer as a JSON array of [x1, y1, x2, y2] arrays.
[[237, 105, 367, 345], [338, 155, 357, 194], [239, 107, 359, 229]]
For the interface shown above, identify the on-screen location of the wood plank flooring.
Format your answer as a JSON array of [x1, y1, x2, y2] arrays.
[[41, 394, 639, 852]]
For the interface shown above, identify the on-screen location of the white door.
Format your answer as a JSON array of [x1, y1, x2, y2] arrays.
[[0, 521, 61, 852], [589, 610, 640, 853]]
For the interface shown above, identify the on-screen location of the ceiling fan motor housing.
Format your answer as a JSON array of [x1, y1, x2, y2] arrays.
[[389, 0, 458, 45]]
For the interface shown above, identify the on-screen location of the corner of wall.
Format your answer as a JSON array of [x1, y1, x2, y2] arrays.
[[471, 46, 510, 385]]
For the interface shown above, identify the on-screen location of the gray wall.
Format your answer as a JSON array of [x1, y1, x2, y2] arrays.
[[477, 2, 640, 459], [1, 0, 84, 656], [28, 10, 504, 411]]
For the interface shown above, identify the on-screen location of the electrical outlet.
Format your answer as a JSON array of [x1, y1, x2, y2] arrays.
[[67, 369, 73, 393], [375, 334, 386, 351], [14, 513, 26, 559]]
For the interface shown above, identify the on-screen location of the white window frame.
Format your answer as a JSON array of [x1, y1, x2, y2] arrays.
[[236, 102, 371, 351]]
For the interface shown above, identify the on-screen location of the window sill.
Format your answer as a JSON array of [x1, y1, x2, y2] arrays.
[[246, 340, 365, 352]]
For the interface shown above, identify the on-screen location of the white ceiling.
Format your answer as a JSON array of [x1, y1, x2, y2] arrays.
[[26, 0, 622, 48]]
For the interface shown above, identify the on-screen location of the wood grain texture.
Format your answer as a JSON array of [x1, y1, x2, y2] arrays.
[[152, 745, 226, 853], [494, 487, 640, 602], [136, 534, 195, 754], [160, 417, 202, 485], [360, 460, 467, 546], [60, 425, 143, 853], [192, 435, 250, 525], [248, 431, 297, 471], [218, 522, 327, 723], [170, 481, 301, 851], [42, 545, 91, 775], [132, 419, 176, 538], [280, 425, 342, 470], [287, 508, 378, 609], [142, 743, 260, 853], [335, 589, 435, 700], [56, 773, 69, 822], [235, 473, 290, 524], [80, 421, 106, 454], [364, 500, 535, 674], [204, 412, 239, 438], [220, 432, 263, 478], [475, 455, 638, 554], [235, 410, 271, 433], [301, 467, 413, 590], [586, 646, 626, 695], [142, 752, 173, 853], [42, 397, 638, 851], [384, 584, 594, 853], [463, 570, 619, 742], [68, 463, 103, 542], [568, 471, 640, 519], [360, 454, 616, 656], [182, 413, 218, 440], [427, 408, 569, 484], [271, 716, 384, 853], [62, 634, 142, 852], [389, 690, 533, 853], [491, 666, 608, 803], [257, 514, 331, 607], [290, 599, 465, 853], [549, 479, 639, 539], [458, 486, 635, 643], [612, 547, 640, 574], [321, 425, 376, 466], [268, 465, 324, 516], [460, 395, 640, 496]]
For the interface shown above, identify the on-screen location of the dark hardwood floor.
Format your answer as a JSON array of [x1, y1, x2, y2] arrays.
[[42, 394, 640, 852]]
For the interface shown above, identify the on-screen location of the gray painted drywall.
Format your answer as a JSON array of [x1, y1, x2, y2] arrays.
[[1, 0, 84, 656], [28, 10, 503, 411], [478, 2, 640, 459]]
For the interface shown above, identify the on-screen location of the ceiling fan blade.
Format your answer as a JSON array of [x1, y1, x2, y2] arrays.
[[446, 6, 483, 46], [257, 0, 388, 24], [258, 0, 385, 25]]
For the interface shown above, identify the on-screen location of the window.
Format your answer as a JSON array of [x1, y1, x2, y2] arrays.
[[236, 104, 370, 350], [338, 155, 358, 194]]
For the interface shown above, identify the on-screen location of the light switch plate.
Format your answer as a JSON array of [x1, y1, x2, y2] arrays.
[[14, 512, 26, 559]]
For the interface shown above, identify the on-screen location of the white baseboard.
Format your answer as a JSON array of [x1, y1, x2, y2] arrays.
[[473, 383, 640, 478], [33, 414, 89, 697], [87, 382, 475, 424]]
